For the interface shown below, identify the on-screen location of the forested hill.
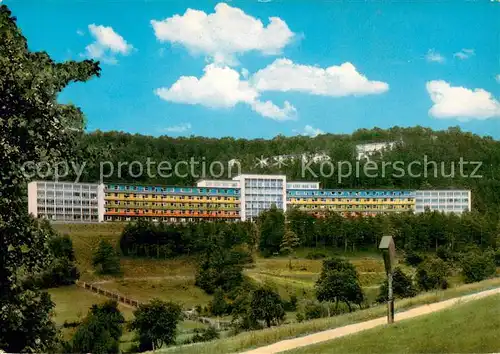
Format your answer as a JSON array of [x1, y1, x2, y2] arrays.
[[76, 126, 500, 213]]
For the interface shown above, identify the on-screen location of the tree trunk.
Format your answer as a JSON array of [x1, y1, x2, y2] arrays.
[[266, 318, 271, 327], [346, 301, 352, 312]]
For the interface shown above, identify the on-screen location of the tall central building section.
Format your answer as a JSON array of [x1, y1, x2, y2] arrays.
[[234, 174, 287, 221]]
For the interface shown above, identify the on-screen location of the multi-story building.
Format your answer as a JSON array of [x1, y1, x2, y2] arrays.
[[28, 181, 104, 222], [103, 183, 240, 222], [287, 189, 415, 217], [414, 190, 471, 214], [27, 175, 472, 223], [234, 174, 287, 221]]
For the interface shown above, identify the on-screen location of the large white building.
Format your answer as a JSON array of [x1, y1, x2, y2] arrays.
[[27, 177, 472, 223], [233, 174, 287, 221], [28, 181, 105, 222], [414, 190, 471, 214]]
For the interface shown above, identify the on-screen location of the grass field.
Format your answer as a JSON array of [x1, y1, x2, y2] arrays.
[[157, 277, 500, 354], [287, 294, 500, 354], [53, 223, 391, 308], [48, 284, 209, 349]]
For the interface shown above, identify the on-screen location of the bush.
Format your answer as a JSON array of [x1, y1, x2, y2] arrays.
[[460, 251, 496, 283], [436, 246, 455, 262], [416, 257, 449, 291], [283, 295, 298, 312], [209, 288, 228, 316], [305, 251, 327, 260], [71, 301, 124, 354], [404, 250, 424, 267], [303, 300, 323, 320], [296, 313, 304, 323], [494, 248, 500, 267], [376, 267, 418, 303], [185, 326, 219, 344]]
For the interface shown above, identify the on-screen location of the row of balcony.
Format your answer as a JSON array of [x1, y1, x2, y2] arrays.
[[104, 210, 240, 218]]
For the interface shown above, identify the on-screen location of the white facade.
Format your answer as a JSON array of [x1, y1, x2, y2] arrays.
[[196, 179, 240, 188], [28, 181, 105, 222], [356, 141, 398, 160], [415, 190, 471, 214], [286, 181, 320, 190], [233, 174, 287, 221]]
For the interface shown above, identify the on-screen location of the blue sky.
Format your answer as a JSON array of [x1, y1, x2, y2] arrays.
[[6, 0, 500, 138]]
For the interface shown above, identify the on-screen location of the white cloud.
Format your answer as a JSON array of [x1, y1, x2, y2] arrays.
[[163, 123, 192, 133], [425, 49, 445, 63], [151, 2, 294, 65], [251, 59, 389, 96], [251, 100, 297, 121], [76, 29, 84, 36], [155, 64, 257, 108], [454, 48, 475, 60], [294, 125, 324, 137], [426, 80, 500, 120], [84, 24, 133, 64], [495, 74, 500, 83], [155, 64, 296, 121]]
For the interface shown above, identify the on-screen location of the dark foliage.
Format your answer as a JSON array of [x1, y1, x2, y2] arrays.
[[92, 239, 121, 275], [416, 257, 450, 291], [376, 267, 418, 303]]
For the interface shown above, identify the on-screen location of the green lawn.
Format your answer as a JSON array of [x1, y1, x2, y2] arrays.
[[287, 294, 500, 354], [48, 285, 135, 324], [157, 278, 500, 354]]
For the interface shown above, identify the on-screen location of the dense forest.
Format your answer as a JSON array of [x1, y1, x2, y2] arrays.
[[71, 126, 500, 213]]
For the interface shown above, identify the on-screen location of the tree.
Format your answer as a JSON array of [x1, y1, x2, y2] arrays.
[[376, 267, 417, 303], [195, 247, 245, 294], [315, 258, 364, 312], [209, 288, 228, 316], [258, 205, 285, 256], [0, 5, 100, 352], [460, 250, 496, 283], [92, 239, 121, 275], [249, 287, 285, 328], [280, 228, 300, 270], [130, 299, 183, 351], [416, 257, 450, 291], [71, 300, 125, 354]]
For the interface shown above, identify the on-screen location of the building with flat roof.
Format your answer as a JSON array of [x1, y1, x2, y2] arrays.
[[27, 175, 471, 223], [28, 181, 104, 222], [233, 174, 287, 221], [414, 190, 471, 214]]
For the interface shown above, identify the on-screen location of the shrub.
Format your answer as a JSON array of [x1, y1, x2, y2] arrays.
[[404, 250, 424, 267], [460, 251, 496, 283], [296, 313, 304, 323], [416, 257, 449, 291], [376, 267, 418, 303], [283, 295, 298, 312], [209, 288, 228, 316], [185, 326, 219, 344], [436, 246, 454, 262], [71, 300, 124, 354], [305, 251, 327, 260]]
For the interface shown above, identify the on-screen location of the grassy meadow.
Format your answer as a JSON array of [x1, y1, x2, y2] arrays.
[[287, 294, 500, 354], [158, 277, 500, 354]]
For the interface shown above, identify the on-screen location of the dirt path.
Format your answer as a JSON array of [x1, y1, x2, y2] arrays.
[[239, 287, 500, 354]]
